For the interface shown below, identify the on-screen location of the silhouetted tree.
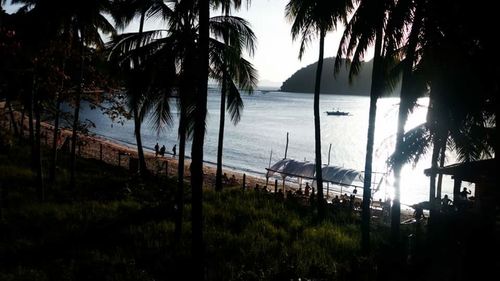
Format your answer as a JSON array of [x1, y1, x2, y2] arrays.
[[287, 0, 353, 218], [335, 0, 393, 250], [213, 14, 257, 192]]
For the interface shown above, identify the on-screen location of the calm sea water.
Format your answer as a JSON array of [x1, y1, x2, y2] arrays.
[[77, 89, 466, 206]]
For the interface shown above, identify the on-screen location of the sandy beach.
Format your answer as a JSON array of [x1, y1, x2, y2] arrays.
[[0, 105, 270, 190], [1, 103, 416, 220]]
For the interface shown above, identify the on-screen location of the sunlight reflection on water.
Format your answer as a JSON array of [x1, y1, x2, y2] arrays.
[[77, 90, 472, 206]]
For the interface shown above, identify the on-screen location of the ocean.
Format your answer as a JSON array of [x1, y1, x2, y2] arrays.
[[76, 89, 468, 206]]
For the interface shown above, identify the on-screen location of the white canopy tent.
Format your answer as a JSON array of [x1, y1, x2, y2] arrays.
[[266, 158, 364, 187], [265, 158, 389, 201]]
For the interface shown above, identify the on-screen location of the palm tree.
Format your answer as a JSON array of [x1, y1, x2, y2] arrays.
[[286, 0, 353, 218], [385, 0, 496, 226], [109, 2, 256, 274], [15, 0, 118, 188], [189, 0, 254, 277], [383, 0, 427, 242], [335, 0, 392, 250], [111, 0, 174, 176], [8, 1, 72, 195], [191, 0, 208, 276], [213, 15, 257, 192]]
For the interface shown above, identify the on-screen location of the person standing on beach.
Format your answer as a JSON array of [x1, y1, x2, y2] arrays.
[[154, 142, 159, 157], [172, 144, 177, 157], [160, 145, 166, 157]]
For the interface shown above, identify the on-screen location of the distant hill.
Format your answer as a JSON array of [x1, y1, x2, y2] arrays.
[[280, 57, 373, 95]]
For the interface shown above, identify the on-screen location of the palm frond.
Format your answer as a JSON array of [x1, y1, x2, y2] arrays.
[[147, 0, 175, 22], [225, 78, 243, 125], [209, 15, 256, 56], [387, 123, 431, 169]]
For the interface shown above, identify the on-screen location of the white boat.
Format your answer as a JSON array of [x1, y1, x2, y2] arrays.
[[326, 110, 349, 116]]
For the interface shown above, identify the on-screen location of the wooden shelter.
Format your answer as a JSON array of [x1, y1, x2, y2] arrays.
[[424, 159, 498, 219]]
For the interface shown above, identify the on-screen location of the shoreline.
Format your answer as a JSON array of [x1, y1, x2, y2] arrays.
[[0, 106, 270, 190], [1, 104, 414, 220]]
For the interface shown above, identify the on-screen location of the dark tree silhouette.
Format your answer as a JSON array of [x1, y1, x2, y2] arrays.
[[286, 0, 353, 218]]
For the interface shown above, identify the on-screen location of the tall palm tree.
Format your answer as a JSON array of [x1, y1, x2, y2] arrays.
[[110, 2, 256, 275], [213, 15, 257, 192], [386, 0, 496, 222], [190, 0, 254, 277], [111, 0, 174, 176], [286, 0, 353, 218], [15, 0, 117, 188], [9, 0, 74, 194], [335, 0, 392, 250], [383, 0, 427, 242], [191, 0, 209, 276]]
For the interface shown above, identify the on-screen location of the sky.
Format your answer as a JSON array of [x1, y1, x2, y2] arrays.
[[231, 0, 346, 85], [4, 0, 373, 86]]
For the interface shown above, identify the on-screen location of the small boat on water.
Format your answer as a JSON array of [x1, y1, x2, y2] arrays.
[[326, 110, 349, 116]]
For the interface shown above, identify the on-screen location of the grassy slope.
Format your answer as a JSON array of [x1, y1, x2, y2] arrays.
[[0, 135, 401, 281]]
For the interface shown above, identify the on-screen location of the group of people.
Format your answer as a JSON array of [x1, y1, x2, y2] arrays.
[[441, 187, 473, 212], [414, 187, 473, 220], [222, 173, 238, 185], [294, 182, 312, 197], [154, 142, 176, 158]]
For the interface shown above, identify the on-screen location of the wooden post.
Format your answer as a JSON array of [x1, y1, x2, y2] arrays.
[[327, 143, 332, 198], [283, 177, 286, 198], [453, 177, 461, 202], [242, 174, 246, 190], [284, 132, 289, 159], [274, 179, 278, 193], [99, 144, 103, 161], [327, 143, 332, 165]]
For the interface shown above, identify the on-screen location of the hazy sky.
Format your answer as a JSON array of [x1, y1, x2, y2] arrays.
[[232, 0, 346, 84], [5, 0, 373, 85]]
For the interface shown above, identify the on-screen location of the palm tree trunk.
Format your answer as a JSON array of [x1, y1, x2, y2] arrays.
[[190, 1, 210, 278], [314, 31, 325, 217], [132, 10, 148, 176], [70, 90, 81, 189], [133, 105, 148, 175], [6, 99, 19, 136], [428, 136, 446, 234], [29, 75, 35, 152], [428, 136, 439, 221], [50, 92, 62, 182], [390, 5, 423, 247], [70, 33, 85, 189], [20, 107, 25, 138], [215, 73, 227, 192], [34, 97, 44, 201], [174, 110, 187, 242], [391, 7, 421, 245], [175, 20, 194, 244], [362, 24, 384, 252], [436, 136, 447, 198]]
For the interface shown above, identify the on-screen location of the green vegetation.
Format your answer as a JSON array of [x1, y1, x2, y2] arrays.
[[0, 138, 389, 280], [1, 0, 497, 279]]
